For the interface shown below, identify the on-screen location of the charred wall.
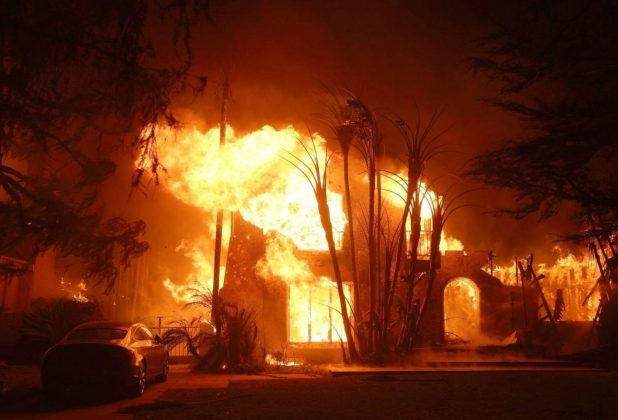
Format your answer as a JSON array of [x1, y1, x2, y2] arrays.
[[222, 213, 287, 355], [416, 250, 538, 344]]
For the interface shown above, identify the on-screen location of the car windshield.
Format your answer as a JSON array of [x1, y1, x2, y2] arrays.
[[67, 328, 128, 340]]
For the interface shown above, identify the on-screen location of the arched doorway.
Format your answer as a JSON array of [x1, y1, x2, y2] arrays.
[[443, 277, 481, 343]]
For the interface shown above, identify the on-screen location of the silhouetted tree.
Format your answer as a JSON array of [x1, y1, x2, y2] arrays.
[[467, 0, 618, 242], [321, 90, 362, 346], [295, 93, 453, 363], [0, 0, 209, 287], [284, 133, 360, 363]]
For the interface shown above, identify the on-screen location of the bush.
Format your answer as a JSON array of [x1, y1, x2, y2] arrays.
[[19, 298, 101, 360], [161, 289, 258, 372]]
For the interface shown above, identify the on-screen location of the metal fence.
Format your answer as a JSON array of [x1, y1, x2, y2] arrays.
[[149, 325, 200, 358]]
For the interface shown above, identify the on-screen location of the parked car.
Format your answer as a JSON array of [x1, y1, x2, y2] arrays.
[[41, 321, 169, 398]]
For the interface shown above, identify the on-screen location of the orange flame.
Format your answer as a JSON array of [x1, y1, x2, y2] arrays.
[[147, 125, 345, 251], [486, 248, 600, 321], [143, 124, 349, 343], [60, 278, 89, 303], [381, 176, 465, 254], [444, 277, 480, 342]]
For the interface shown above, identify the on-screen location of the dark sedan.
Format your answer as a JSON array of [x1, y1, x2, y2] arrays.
[[41, 321, 169, 398]]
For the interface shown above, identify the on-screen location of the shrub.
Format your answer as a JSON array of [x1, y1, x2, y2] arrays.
[[20, 298, 101, 349], [161, 289, 258, 371]]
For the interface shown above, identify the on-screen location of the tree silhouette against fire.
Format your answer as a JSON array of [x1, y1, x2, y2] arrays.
[[0, 1, 209, 289], [287, 94, 469, 363], [467, 0, 618, 351]]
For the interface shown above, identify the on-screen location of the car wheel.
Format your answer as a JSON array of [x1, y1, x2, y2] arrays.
[[156, 356, 169, 383], [128, 363, 146, 397]]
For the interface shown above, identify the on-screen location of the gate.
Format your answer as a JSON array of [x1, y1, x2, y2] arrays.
[[149, 324, 200, 359]]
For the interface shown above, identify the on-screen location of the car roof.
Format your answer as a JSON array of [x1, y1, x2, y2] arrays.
[[74, 321, 136, 330]]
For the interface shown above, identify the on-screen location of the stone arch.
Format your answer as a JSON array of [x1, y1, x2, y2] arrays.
[[417, 262, 512, 344], [442, 277, 481, 342]]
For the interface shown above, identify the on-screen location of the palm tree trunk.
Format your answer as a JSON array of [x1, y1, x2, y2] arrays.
[[367, 156, 376, 353], [343, 153, 361, 332], [375, 170, 382, 351], [412, 222, 442, 349], [317, 193, 359, 362], [399, 192, 421, 348], [383, 175, 415, 351]]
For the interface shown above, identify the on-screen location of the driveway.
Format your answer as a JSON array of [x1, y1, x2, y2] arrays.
[[0, 365, 317, 419], [2, 365, 618, 419]]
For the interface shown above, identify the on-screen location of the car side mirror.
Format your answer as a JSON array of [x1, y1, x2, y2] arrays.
[[154, 334, 162, 344]]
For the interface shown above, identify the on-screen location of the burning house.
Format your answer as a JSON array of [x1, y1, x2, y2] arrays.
[[0, 122, 601, 365], [0, 121, 602, 365], [133, 122, 602, 362], [2, 1, 618, 416], [221, 213, 538, 361]]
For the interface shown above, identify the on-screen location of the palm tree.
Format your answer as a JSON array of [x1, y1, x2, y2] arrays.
[[283, 133, 360, 363], [409, 183, 475, 349], [161, 288, 258, 371], [388, 111, 448, 349]]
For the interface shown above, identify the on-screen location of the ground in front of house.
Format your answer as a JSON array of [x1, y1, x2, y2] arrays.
[[1, 364, 618, 419]]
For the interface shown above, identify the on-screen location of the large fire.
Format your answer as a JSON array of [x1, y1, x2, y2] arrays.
[[151, 125, 345, 250], [147, 123, 465, 343], [488, 249, 600, 321], [256, 234, 351, 343], [143, 123, 599, 347], [144, 124, 348, 342]]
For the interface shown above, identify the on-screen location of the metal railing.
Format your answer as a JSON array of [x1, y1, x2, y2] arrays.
[[149, 325, 200, 358]]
